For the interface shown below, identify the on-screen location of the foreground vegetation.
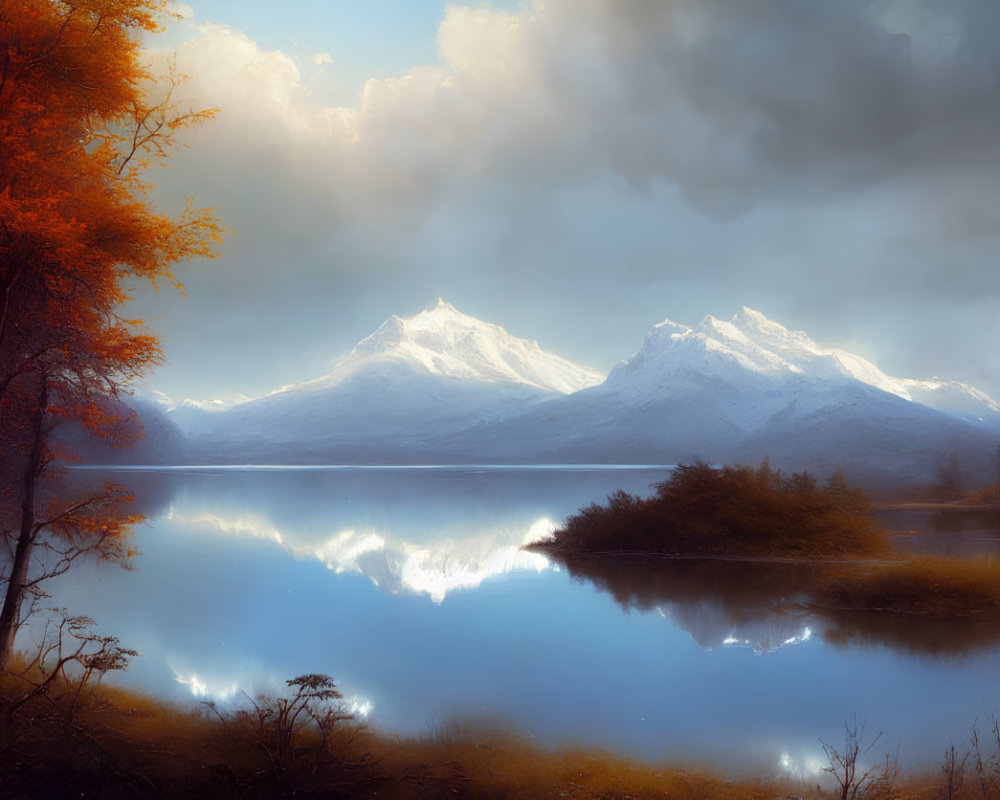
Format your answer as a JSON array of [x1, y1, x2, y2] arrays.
[[532, 461, 888, 558], [0, 658, 788, 799], [3, 660, 1000, 800]]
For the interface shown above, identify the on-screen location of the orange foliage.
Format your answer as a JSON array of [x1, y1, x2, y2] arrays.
[[0, 0, 221, 414], [0, 0, 221, 670]]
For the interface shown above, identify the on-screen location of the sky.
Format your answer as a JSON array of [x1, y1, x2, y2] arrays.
[[131, 0, 1000, 405]]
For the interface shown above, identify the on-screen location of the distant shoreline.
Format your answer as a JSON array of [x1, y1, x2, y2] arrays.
[[65, 462, 679, 471], [522, 545, 901, 566], [874, 501, 1000, 511]]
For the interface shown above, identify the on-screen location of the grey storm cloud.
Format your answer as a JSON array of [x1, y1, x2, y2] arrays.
[[159, 0, 1000, 223], [492, 0, 1000, 213], [134, 0, 1000, 403]]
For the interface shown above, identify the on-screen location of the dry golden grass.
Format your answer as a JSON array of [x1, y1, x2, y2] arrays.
[[397, 722, 786, 800], [1, 658, 993, 799], [818, 556, 1000, 619], [0, 662, 804, 799]]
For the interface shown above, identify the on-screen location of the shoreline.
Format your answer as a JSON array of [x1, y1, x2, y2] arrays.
[[0, 666, 994, 799]]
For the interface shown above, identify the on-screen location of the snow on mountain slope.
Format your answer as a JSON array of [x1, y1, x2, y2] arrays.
[[600, 313, 829, 431], [603, 307, 1000, 429], [286, 298, 602, 396], [164, 301, 999, 485], [729, 307, 1000, 425], [898, 378, 1000, 425], [607, 316, 792, 385], [181, 300, 603, 456], [449, 306, 999, 483]]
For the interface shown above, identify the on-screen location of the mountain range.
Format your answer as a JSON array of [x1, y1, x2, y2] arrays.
[[101, 299, 1000, 489]]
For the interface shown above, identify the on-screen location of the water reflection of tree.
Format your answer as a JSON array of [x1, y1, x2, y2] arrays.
[[558, 556, 821, 652], [59, 469, 179, 523], [554, 554, 1000, 657], [560, 555, 819, 614], [817, 609, 1000, 658]]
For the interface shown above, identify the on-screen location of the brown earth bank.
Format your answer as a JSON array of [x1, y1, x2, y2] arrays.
[[1, 663, 998, 800]]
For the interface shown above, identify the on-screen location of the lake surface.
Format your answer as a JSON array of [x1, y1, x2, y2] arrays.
[[34, 466, 1000, 778]]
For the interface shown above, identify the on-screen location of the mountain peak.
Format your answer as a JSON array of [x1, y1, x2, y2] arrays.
[[606, 306, 1000, 427], [730, 307, 816, 349], [319, 301, 603, 395], [646, 318, 690, 341], [404, 297, 480, 331]]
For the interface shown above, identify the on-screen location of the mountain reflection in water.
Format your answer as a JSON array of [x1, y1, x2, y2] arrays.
[[57, 467, 1000, 657], [163, 505, 553, 603], [36, 467, 1000, 771]]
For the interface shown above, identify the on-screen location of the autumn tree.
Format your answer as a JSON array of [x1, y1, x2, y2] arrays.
[[0, 0, 221, 672]]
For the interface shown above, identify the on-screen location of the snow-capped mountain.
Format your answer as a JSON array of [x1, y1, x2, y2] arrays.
[[436, 307, 1000, 483], [722, 308, 999, 426], [603, 307, 1000, 429], [181, 300, 603, 461], [157, 302, 999, 487], [280, 298, 602, 395]]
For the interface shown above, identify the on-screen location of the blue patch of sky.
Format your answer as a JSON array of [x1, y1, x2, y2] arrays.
[[178, 1, 525, 105]]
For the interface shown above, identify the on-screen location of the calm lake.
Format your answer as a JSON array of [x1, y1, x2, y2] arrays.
[[37, 466, 1000, 777]]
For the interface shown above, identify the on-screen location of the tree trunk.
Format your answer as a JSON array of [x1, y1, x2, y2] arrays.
[[0, 261, 23, 360], [0, 376, 47, 674]]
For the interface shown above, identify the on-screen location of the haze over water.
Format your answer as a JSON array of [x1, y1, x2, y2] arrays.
[[43, 466, 1000, 777]]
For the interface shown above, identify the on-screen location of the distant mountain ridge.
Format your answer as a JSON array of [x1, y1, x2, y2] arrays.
[[604, 307, 1000, 428], [114, 302, 1000, 488]]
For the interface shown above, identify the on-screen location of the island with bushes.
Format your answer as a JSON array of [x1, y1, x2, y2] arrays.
[[530, 461, 887, 559], [529, 461, 1000, 622]]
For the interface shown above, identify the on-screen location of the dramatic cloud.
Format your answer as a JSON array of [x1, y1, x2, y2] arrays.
[[135, 1, 1000, 402]]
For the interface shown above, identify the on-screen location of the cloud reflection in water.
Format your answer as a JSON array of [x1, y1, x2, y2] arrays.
[[173, 670, 240, 702]]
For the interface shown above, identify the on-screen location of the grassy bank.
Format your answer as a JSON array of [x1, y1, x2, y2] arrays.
[[0, 660, 995, 799], [0, 660, 789, 799]]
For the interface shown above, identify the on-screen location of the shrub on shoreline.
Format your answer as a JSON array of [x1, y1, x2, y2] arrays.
[[533, 461, 888, 558], [0, 659, 789, 799]]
